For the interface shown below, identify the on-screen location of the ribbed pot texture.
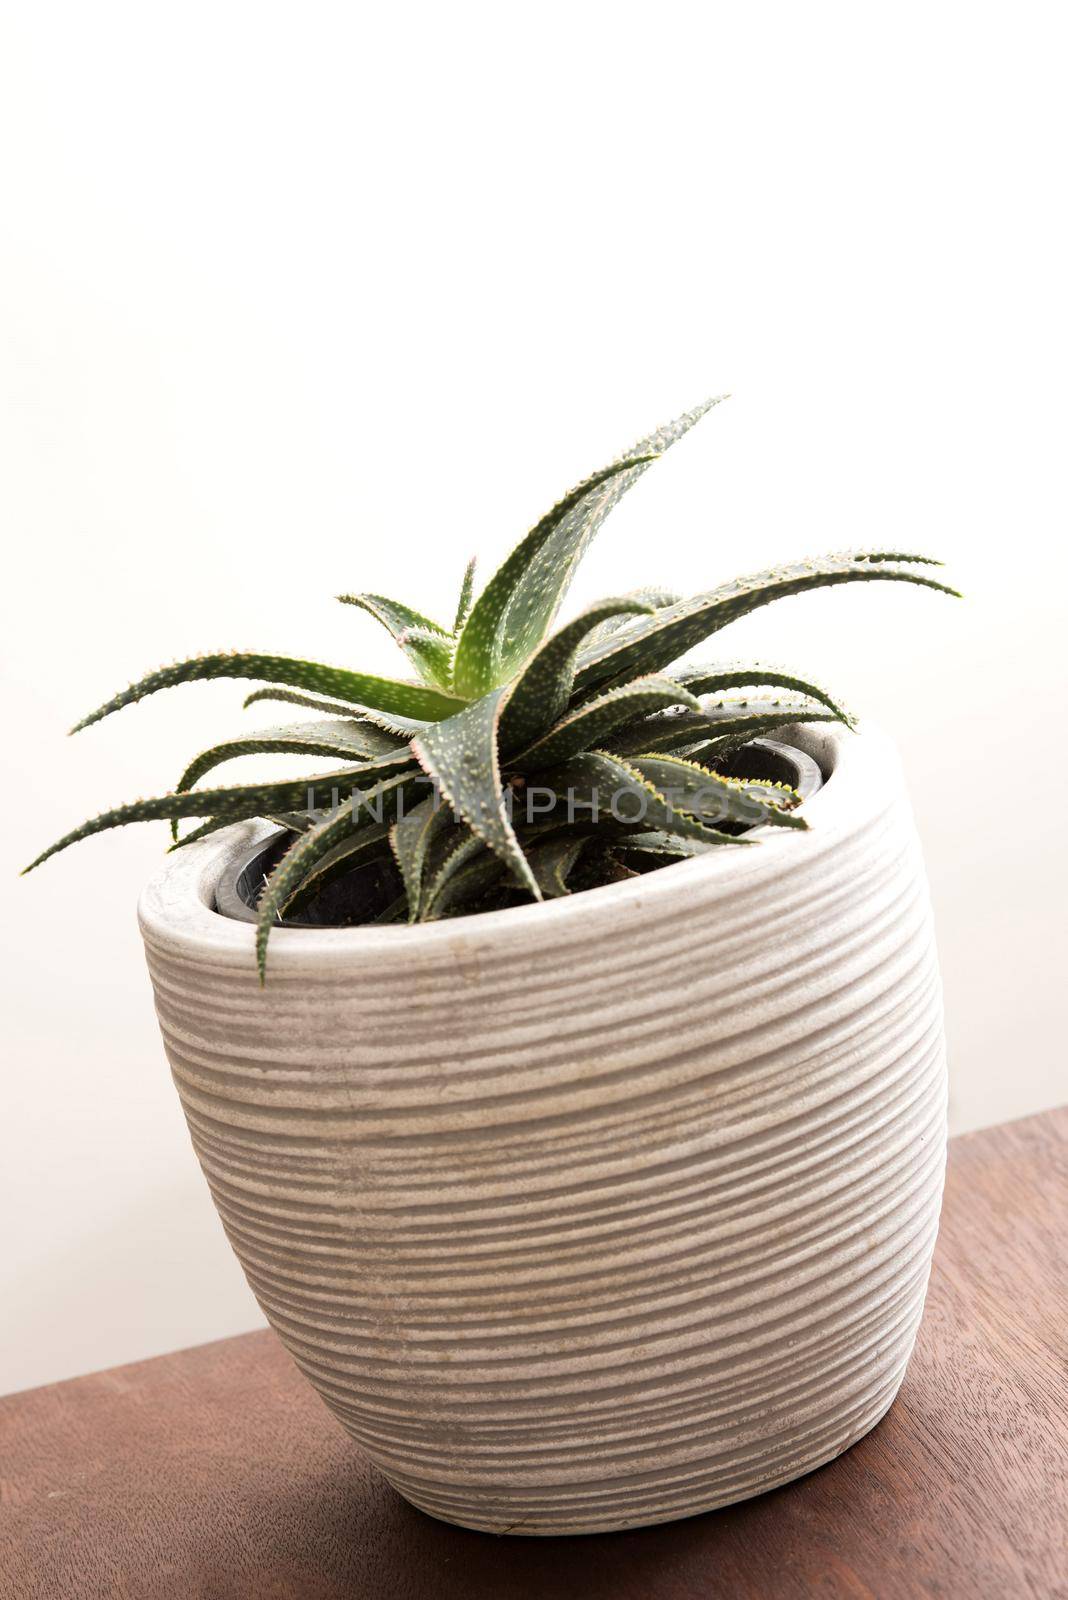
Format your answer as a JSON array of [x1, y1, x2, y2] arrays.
[[139, 724, 947, 1536]]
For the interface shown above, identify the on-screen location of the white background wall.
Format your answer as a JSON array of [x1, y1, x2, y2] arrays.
[[2, 2, 1066, 1396]]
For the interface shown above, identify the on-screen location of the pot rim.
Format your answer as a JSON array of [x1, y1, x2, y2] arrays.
[[138, 721, 902, 972]]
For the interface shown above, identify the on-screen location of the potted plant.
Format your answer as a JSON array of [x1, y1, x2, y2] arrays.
[[26, 398, 957, 1535]]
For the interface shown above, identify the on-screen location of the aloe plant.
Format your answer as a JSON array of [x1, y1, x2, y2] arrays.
[[24, 398, 958, 979]]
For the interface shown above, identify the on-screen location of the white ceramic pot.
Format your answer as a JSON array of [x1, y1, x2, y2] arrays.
[[139, 723, 947, 1536]]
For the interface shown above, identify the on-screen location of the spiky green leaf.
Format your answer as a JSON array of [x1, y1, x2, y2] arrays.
[[23, 750, 417, 873], [349, 708, 431, 740], [454, 557, 477, 632], [167, 814, 245, 851], [71, 652, 466, 734], [672, 662, 852, 724], [852, 551, 945, 565], [242, 687, 367, 718], [606, 698, 837, 758], [612, 830, 722, 862], [524, 833, 585, 898], [280, 818, 396, 916], [266, 811, 318, 833], [395, 627, 455, 687], [518, 676, 701, 770], [574, 556, 960, 695], [583, 588, 682, 652], [496, 597, 655, 755], [170, 716, 401, 842], [420, 829, 496, 920], [255, 776, 409, 980], [337, 592, 453, 685], [535, 750, 744, 848], [176, 719, 405, 796], [411, 688, 539, 899], [451, 454, 660, 699], [389, 791, 453, 920], [494, 398, 727, 682], [627, 753, 806, 830]]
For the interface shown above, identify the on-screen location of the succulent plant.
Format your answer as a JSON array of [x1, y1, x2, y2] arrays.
[[24, 398, 958, 978]]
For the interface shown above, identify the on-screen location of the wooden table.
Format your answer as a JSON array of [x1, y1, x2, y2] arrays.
[[2, 1109, 1065, 1599]]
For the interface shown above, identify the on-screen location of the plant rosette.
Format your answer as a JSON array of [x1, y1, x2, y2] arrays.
[[26, 397, 957, 982]]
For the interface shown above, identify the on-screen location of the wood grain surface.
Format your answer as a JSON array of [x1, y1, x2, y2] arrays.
[[1, 1108, 1065, 1600]]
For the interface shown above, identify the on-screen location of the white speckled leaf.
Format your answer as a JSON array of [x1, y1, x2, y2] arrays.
[[453, 557, 478, 632], [420, 831, 493, 919], [24, 749, 417, 873], [628, 753, 806, 829], [451, 457, 658, 699], [672, 662, 852, 723], [496, 597, 654, 755], [495, 397, 727, 682], [411, 689, 539, 899], [255, 774, 411, 979], [582, 589, 682, 652], [70, 652, 466, 733], [524, 834, 585, 898], [337, 593, 454, 686], [518, 677, 700, 770], [242, 687, 370, 718], [176, 719, 407, 795], [606, 699, 837, 758], [535, 750, 742, 848], [574, 558, 960, 694], [389, 792, 453, 920]]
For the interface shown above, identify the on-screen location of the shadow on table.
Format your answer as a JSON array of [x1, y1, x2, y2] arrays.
[[221, 1435, 888, 1600]]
